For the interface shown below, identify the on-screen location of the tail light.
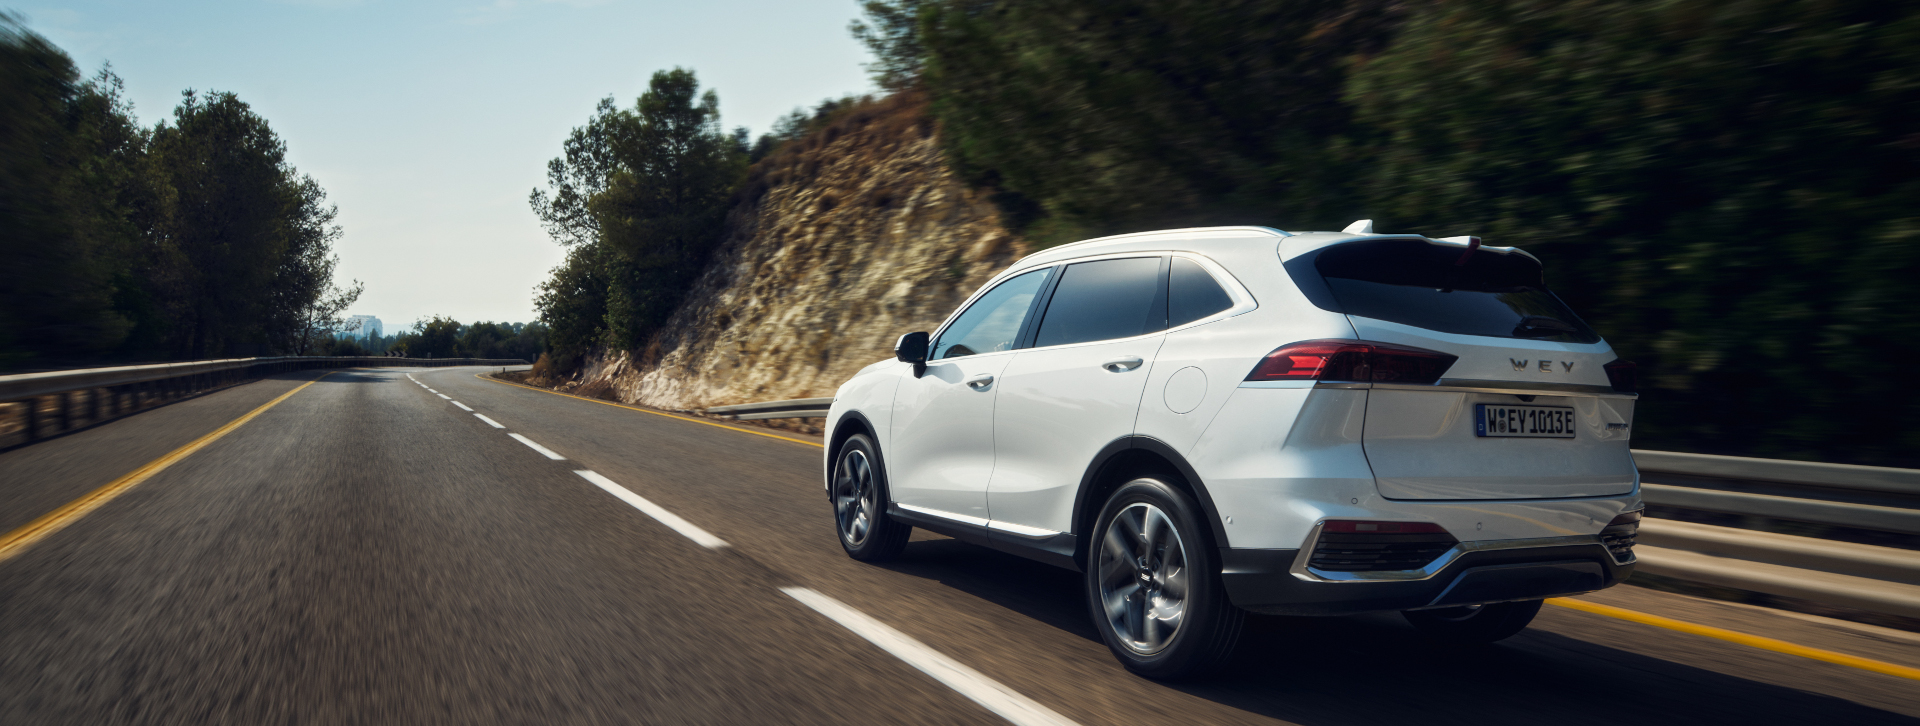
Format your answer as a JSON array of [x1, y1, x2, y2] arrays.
[[1604, 359, 1637, 393], [1246, 340, 1457, 384]]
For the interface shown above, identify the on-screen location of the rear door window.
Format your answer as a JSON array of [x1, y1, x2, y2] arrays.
[[933, 267, 1052, 360], [1306, 238, 1600, 344], [1034, 257, 1167, 348], [1169, 258, 1234, 327]]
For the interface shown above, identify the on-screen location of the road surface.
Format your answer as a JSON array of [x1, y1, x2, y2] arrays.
[[1, 367, 1915, 724]]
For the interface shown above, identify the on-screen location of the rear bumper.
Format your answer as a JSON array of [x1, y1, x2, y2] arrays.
[[1220, 540, 1633, 616]]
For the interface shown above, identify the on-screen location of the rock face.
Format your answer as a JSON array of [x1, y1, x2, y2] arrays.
[[568, 94, 1028, 419]]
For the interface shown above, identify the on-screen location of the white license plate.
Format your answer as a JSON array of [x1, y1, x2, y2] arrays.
[[1475, 404, 1576, 438]]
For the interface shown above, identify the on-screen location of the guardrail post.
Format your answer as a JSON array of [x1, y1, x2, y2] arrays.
[[24, 397, 39, 442], [57, 391, 70, 432], [87, 387, 99, 422]]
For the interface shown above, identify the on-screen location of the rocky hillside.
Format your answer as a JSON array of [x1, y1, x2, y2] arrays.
[[550, 93, 1028, 424]]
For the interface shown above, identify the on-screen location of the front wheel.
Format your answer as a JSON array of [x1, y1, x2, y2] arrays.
[[1086, 478, 1243, 679], [831, 434, 911, 561], [1402, 599, 1543, 645]]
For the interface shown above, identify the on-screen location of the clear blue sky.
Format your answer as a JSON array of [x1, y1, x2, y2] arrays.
[[18, 0, 874, 329]]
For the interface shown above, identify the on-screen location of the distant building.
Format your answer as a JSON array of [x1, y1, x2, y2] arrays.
[[340, 315, 383, 340]]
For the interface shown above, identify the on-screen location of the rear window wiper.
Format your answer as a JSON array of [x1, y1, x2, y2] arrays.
[[1513, 315, 1578, 338]]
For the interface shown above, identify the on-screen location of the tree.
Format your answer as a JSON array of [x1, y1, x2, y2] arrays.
[[850, 0, 933, 91], [408, 316, 464, 358], [529, 68, 745, 365], [0, 16, 131, 368], [529, 96, 626, 248], [918, 0, 1402, 244], [145, 89, 349, 358]]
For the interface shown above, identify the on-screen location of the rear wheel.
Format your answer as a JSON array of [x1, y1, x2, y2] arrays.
[[1402, 599, 1542, 645], [831, 434, 910, 561], [1086, 478, 1242, 679]]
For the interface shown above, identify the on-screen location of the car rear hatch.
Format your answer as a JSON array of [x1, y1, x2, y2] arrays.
[[1287, 236, 1638, 500]]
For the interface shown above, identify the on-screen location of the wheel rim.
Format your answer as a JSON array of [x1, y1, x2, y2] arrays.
[[1097, 501, 1189, 655], [833, 449, 876, 546]]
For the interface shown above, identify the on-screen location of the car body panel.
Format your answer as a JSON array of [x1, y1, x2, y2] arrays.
[[885, 352, 1013, 519], [988, 333, 1165, 533]]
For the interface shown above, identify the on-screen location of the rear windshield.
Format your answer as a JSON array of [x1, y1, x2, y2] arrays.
[[1306, 238, 1600, 344]]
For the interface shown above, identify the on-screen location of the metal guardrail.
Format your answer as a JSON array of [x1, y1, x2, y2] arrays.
[[0, 356, 528, 445], [705, 398, 834, 421]]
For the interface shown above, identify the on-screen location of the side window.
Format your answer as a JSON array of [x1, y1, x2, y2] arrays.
[[932, 267, 1052, 360], [1033, 257, 1165, 348], [1169, 258, 1235, 327]]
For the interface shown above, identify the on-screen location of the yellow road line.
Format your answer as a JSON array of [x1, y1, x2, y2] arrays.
[[1546, 597, 1920, 682], [0, 373, 332, 564], [474, 373, 826, 448]]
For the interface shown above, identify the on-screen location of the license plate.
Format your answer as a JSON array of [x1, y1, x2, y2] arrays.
[[1475, 404, 1576, 438]]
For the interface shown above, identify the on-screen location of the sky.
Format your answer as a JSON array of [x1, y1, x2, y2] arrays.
[[19, 0, 874, 330]]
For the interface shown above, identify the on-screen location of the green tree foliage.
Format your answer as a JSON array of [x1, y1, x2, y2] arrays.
[[0, 16, 356, 368], [534, 243, 612, 370], [918, 0, 1400, 244], [146, 90, 352, 358], [461, 321, 548, 362], [1346, 0, 1920, 464], [530, 69, 745, 366], [0, 17, 130, 367], [850, 0, 932, 91], [402, 316, 465, 359]]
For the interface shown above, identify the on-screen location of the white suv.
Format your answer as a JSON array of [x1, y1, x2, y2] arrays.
[[823, 224, 1642, 678]]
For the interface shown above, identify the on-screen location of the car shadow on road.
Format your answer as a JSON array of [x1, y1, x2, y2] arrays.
[[882, 537, 1920, 725]]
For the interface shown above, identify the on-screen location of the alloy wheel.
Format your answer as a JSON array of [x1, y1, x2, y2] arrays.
[[1097, 502, 1190, 655], [833, 449, 876, 546]]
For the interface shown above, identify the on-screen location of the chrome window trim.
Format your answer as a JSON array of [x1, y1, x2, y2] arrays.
[[934, 250, 1264, 357], [1287, 522, 1633, 583], [1308, 380, 1637, 400]]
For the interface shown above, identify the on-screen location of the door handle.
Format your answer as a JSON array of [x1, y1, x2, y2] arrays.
[[1102, 356, 1144, 372], [966, 374, 995, 389]]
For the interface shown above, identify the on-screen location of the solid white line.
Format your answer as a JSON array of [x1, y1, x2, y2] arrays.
[[474, 414, 505, 428], [574, 470, 729, 549], [451, 401, 474, 411], [508, 433, 565, 460], [437, 393, 451, 400], [780, 587, 1079, 726]]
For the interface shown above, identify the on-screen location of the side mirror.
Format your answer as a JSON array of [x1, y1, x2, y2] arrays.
[[895, 331, 929, 378]]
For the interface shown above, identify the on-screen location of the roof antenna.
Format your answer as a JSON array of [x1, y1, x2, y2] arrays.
[[1341, 219, 1374, 235]]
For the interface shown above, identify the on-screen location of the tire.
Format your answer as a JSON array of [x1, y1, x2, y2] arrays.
[[830, 434, 911, 562], [1086, 477, 1243, 679], [1402, 599, 1543, 645]]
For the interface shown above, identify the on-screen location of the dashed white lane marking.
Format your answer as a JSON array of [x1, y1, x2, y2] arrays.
[[574, 471, 729, 549], [437, 393, 451, 400], [781, 587, 1079, 726], [508, 433, 566, 460], [427, 389, 439, 393], [474, 414, 505, 428], [451, 401, 474, 412]]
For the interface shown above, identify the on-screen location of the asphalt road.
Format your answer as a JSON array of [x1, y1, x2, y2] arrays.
[[1, 366, 1915, 725]]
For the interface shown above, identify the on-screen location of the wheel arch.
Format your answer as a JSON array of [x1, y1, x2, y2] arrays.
[[1071, 435, 1232, 570], [827, 410, 879, 493]]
